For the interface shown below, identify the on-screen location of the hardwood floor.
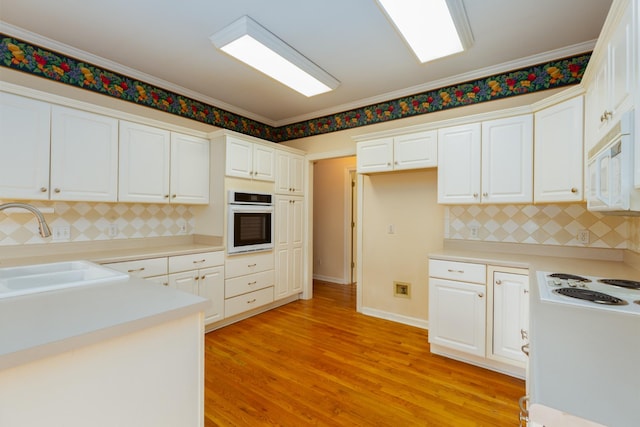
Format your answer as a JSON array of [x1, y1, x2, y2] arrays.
[[204, 281, 525, 426]]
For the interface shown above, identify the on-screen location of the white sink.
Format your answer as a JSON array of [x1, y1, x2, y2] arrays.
[[0, 261, 128, 299]]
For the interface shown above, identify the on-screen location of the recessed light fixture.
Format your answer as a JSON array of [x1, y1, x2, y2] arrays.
[[376, 0, 473, 63], [210, 16, 340, 97]]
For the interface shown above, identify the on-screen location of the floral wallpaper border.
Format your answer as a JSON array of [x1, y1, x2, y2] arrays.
[[1, 34, 590, 143]]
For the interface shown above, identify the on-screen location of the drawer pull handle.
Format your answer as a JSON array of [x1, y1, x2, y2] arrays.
[[248, 263, 257, 267], [247, 298, 257, 304], [127, 267, 145, 273], [447, 269, 464, 274], [521, 343, 530, 356], [193, 259, 206, 264], [248, 281, 257, 286]]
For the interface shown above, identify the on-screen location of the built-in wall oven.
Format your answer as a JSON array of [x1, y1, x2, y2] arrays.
[[227, 191, 274, 255]]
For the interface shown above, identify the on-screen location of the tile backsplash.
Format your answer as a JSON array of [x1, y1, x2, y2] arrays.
[[445, 203, 636, 251], [0, 200, 195, 246]]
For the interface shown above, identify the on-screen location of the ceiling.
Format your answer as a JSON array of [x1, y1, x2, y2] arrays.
[[0, 0, 613, 127]]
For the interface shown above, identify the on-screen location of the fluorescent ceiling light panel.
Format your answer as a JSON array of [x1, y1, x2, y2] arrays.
[[210, 16, 339, 97], [377, 0, 473, 63]]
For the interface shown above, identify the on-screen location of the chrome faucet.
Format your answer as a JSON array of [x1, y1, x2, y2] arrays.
[[0, 202, 52, 238]]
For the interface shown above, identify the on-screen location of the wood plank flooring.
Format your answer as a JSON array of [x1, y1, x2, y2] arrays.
[[204, 281, 525, 426]]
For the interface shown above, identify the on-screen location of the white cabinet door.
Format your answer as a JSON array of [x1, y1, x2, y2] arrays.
[[437, 123, 481, 204], [226, 137, 274, 181], [226, 136, 253, 179], [199, 266, 224, 324], [394, 130, 437, 170], [275, 151, 305, 194], [357, 138, 394, 173], [118, 121, 171, 203], [168, 270, 199, 294], [491, 271, 529, 364], [274, 196, 304, 300], [50, 106, 118, 202], [428, 277, 486, 356], [481, 115, 533, 204], [585, 0, 635, 148], [0, 92, 51, 200], [253, 144, 275, 181], [534, 97, 584, 203], [170, 132, 210, 204]]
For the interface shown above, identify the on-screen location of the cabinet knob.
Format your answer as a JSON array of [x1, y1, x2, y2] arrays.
[[473, 193, 479, 198], [520, 329, 528, 340], [482, 192, 488, 197], [387, 162, 392, 166], [40, 187, 47, 193], [394, 161, 398, 165], [571, 187, 578, 194], [521, 343, 530, 356], [164, 194, 170, 198], [54, 188, 61, 193], [171, 194, 176, 199], [477, 292, 484, 298], [495, 280, 502, 285]]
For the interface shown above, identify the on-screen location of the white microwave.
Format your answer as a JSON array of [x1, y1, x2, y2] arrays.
[[587, 110, 640, 215], [227, 191, 274, 254]]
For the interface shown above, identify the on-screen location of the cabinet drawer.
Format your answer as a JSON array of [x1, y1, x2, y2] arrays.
[[169, 251, 224, 273], [104, 257, 168, 278], [224, 287, 274, 318], [225, 252, 274, 278], [429, 259, 486, 284], [225, 270, 274, 298]]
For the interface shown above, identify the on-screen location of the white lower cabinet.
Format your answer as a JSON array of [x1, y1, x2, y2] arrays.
[[428, 277, 486, 356], [428, 258, 528, 377], [224, 252, 275, 318], [104, 251, 224, 325], [274, 196, 304, 301], [428, 259, 487, 357], [487, 266, 529, 366], [168, 252, 224, 324]]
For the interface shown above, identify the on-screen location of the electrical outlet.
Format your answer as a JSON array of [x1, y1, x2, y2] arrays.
[[107, 223, 118, 237], [577, 230, 590, 244], [388, 224, 395, 234], [469, 225, 479, 239], [52, 225, 71, 242], [177, 219, 187, 234]]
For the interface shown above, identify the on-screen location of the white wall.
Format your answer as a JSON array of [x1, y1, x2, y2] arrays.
[[361, 169, 444, 326], [312, 156, 356, 284]]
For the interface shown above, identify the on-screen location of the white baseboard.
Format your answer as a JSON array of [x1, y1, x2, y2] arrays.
[[360, 307, 428, 330], [313, 274, 349, 284]]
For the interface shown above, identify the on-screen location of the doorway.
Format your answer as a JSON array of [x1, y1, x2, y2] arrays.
[[312, 156, 357, 286]]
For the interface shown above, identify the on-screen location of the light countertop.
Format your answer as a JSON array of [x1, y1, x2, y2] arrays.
[[0, 275, 209, 371]]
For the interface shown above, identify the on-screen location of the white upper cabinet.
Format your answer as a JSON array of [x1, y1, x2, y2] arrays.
[[0, 92, 51, 200], [226, 136, 275, 181], [119, 121, 171, 203], [119, 121, 209, 204], [50, 105, 119, 202], [438, 115, 533, 204], [170, 132, 210, 204], [357, 130, 437, 173], [584, 0, 636, 151], [437, 123, 482, 204], [275, 150, 304, 195], [534, 97, 584, 203], [481, 115, 533, 204]]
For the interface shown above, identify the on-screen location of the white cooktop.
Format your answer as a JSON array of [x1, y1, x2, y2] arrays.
[[537, 271, 640, 316]]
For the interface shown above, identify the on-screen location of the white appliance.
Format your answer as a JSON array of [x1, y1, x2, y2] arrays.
[[227, 191, 274, 255], [536, 271, 640, 316], [587, 109, 640, 214]]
